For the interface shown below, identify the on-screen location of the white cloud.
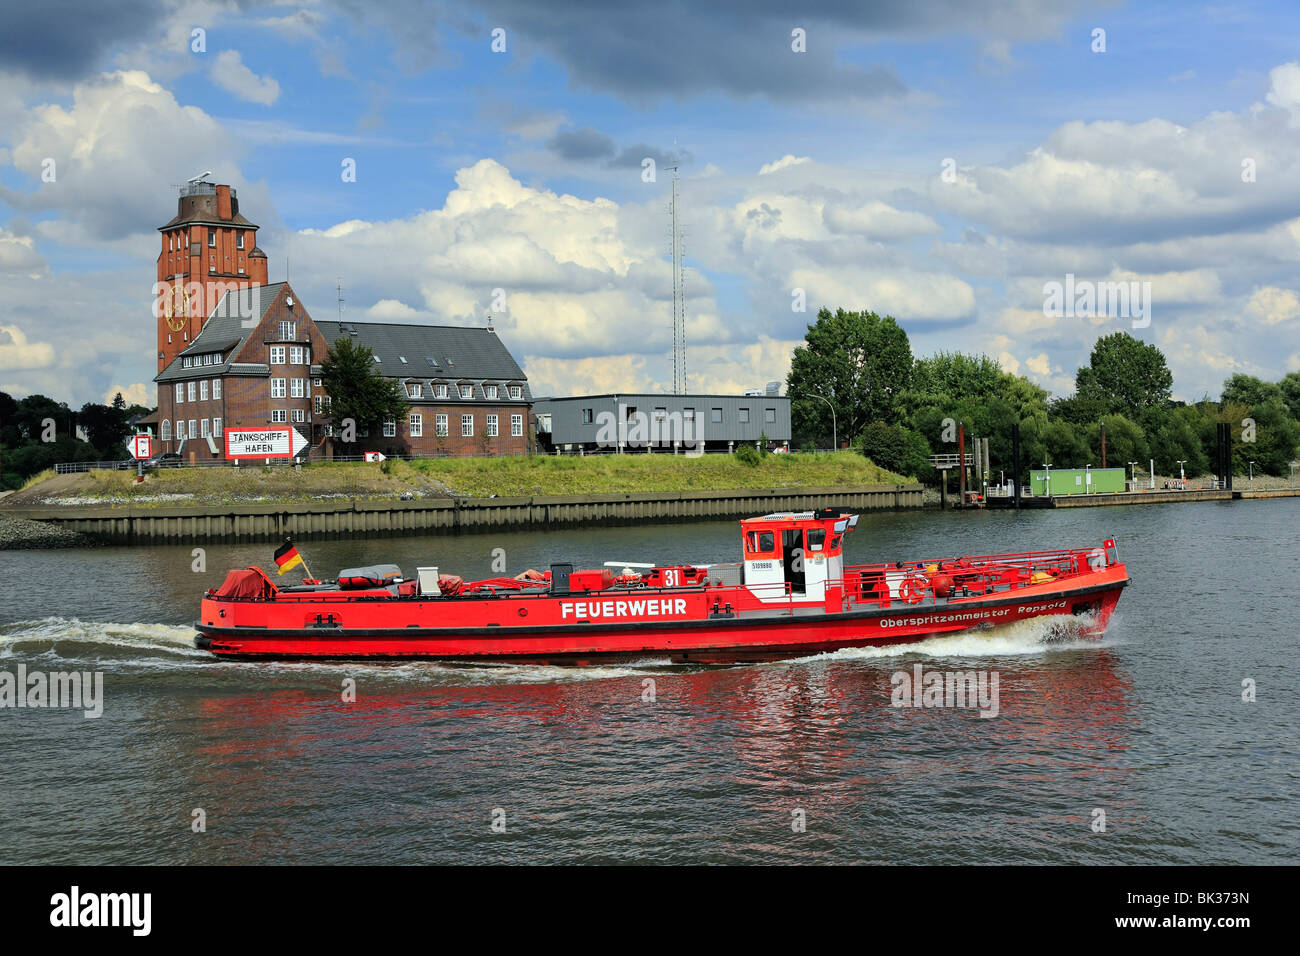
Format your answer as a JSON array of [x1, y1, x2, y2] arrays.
[[758, 155, 811, 175], [1245, 286, 1300, 325], [0, 325, 55, 371], [211, 50, 280, 106], [104, 382, 154, 406]]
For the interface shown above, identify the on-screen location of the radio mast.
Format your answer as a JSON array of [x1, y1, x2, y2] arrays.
[[668, 161, 687, 394]]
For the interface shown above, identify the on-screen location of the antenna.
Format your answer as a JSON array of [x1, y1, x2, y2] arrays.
[[337, 277, 345, 321], [188, 170, 213, 183], [667, 150, 687, 395]]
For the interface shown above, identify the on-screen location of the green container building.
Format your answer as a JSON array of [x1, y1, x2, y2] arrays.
[[1028, 467, 1127, 496]]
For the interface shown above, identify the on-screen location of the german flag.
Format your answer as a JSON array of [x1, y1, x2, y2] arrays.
[[273, 539, 303, 575]]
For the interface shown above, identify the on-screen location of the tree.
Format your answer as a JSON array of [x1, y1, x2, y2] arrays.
[[858, 421, 932, 479], [78, 398, 132, 458], [1074, 332, 1173, 419], [1084, 413, 1147, 469], [1221, 373, 1285, 410], [319, 337, 409, 442], [1277, 371, 1300, 422], [786, 308, 913, 447]]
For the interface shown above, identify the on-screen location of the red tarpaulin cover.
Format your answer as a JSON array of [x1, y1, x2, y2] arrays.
[[214, 568, 274, 598]]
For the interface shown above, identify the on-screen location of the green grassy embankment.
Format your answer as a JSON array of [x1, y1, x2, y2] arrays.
[[1, 453, 911, 508]]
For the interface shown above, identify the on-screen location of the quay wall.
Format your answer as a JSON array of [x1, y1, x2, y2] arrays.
[[4, 484, 923, 546]]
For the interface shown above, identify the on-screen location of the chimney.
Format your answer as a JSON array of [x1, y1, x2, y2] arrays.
[[216, 184, 232, 220]]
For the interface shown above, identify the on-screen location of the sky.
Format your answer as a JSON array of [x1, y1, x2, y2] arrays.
[[2, 0, 1300, 408]]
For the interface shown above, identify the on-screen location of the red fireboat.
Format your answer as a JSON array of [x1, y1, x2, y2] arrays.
[[195, 509, 1129, 663]]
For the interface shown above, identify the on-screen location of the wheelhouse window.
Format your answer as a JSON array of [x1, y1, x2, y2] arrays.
[[746, 531, 775, 553], [806, 529, 826, 552]]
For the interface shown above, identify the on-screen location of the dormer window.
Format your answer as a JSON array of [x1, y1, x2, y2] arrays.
[[399, 356, 407, 364], [435, 384, 447, 399], [460, 384, 473, 399], [427, 357, 439, 367], [408, 383, 422, 398], [509, 385, 522, 400], [485, 385, 498, 400]]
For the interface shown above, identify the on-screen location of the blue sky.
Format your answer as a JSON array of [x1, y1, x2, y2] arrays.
[[3, 0, 1300, 407]]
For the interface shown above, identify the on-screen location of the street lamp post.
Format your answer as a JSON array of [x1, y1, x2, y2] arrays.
[[1042, 462, 1052, 496], [807, 392, 836, 452], [1085, 463, 1092, 494], [1176, 460, 1186, 488], [1128, 461, 1139, 492], [1249, 460, 1256, 490]]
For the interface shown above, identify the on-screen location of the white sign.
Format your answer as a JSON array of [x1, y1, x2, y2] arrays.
[[129, 435, 152, 459], [364, 452, 386, 462], [224, 427, 308, 460]]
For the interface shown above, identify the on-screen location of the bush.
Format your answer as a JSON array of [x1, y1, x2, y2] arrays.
[[734, 444, 762, 466]]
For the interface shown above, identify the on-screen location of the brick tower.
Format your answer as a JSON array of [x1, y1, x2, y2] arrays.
[[155, 181, 269, 372]]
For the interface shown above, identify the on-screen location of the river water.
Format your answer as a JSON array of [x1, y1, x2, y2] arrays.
[[1, 500, 1296, 864]]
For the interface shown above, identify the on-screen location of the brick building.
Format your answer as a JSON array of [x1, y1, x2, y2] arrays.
[[151, 181, 532, 460]]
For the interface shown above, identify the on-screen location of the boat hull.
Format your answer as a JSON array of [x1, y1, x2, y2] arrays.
[[194, 574, 1127, 663]]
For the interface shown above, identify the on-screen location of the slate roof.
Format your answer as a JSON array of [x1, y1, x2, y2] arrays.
[[314, 320, 530, 399], [155, 282, 286, 383]]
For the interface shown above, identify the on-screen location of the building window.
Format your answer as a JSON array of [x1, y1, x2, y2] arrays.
[[183, 356, 192, 369], [208, 230, 216, 248], [739, 408, 750, 424], [461, 414, 474, 437], [485, 385, 498, 400], [291, 409, 306, 423], [435, 384, 447, 399], [511, 414, 523, 437], [212, 379, 222, 400], [271, 409, 286, 423], [625, 405, 637, 420], [765, 407, 776, 423], [161, 420, 171, 440], [271, 378, 286, 399], [408, 383, 422, 398], [322, 396, 332, 410], [277, 320, 295, 341], [203, 353, 212, 366], [199, 380, 209, 401], [581, 408, 593, 424], [168, 235, 173, 252], [209, 265, 215, 274], [436, 414, 448, 437], [213, 417, 222, 435], [711, 407, 722, 423], [509, 385, 522, 400], [654, 407, 667, 420], [683, 407, 695, 420], [409, 413, 423, 437], [176, 421, 185, 440], [290, 378, 305, 399], [189, 419, 197, 438], [187, 381, 197, 402], [201, 419, 211, 438], [236, 233, 244, 250], [270, 346, 285, 364], [314, 396, 323, 415], [383, 418, 397, 437], [289, 346, 304, 365], [486, 414, 498, 437], [175, 383, 184, 404], [460, 384, 473, 399]]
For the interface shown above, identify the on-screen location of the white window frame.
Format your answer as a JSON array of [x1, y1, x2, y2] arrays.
[[270, 346, 286, 365], [187, 381, 197, 402], [289, 346, 304, 365], [511, 414, 523, 437], [212, 379, 222, 400], [271, 378, 286, 399], [201, 419, 211, 438], [200, 380, 209, 401], [509, 385, 522, 400], [271, 409, 287, 423], [176, 421, 186, 440], [435, 384, 447, 399], [409, 383, 422, 398], [461, 414, 473, 437], [161, 420, 171, 440], [409, 413, 423, 437], [213, 417, 222, 435], [383, 418, 397, 438], [460, 384, 473, 399], [175, 383, 184, 404], [436, 414, 448, 437], [485, 385, 498, 400], [291, 408, 306, 423], [278, 321, 295, 341], [290, 378, 305, 399], [189, 419, 197, 438], [486, 414, 498, 437]]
